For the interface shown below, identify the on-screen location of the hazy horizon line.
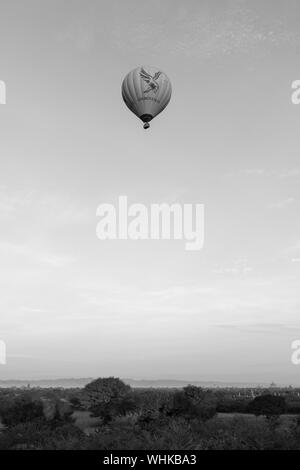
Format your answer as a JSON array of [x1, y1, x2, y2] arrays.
[[0, 376, 298, 388]]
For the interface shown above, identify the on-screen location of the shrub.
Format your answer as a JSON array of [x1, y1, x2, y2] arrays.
[[0, 419, 85, 450], [1, 397, 44, 426], [247, 394, 286, 418], [89, 395, 137, 423], [163, 386, 217, 422]]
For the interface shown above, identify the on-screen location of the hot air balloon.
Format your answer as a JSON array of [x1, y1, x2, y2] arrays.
[[122, 66, 172, 129]]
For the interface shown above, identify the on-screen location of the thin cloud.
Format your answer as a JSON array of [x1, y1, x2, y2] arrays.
[[0, 186, 92, 225], [215, 322, 300, 334], [0, 241, 75, 268], [21, 307, 52, 314], [212, 258, 253, 277], [7, 354, 34, 359], [55, 23, 96, 52], [223, 168, 300, 179], [281, 240, 300, 260], [111, 2, 300, 60], [268, 197, 295, 209]]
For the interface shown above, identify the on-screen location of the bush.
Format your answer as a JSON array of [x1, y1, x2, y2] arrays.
[[247, 394, 286, 418], [1, 396, 44, 426], [89, 395, 137, 423], [84, 417, 201, 450], [164, 386, 217, 422], [0, 419, 85, 450], [216, 398, 249, 413]]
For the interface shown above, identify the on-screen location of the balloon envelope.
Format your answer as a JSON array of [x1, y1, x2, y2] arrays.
[[122, 66, 172, 128]]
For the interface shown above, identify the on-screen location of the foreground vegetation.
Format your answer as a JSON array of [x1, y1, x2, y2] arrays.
[[1, 378, 300, 450]]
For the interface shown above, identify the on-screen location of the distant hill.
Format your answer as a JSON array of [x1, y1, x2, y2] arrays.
[[0, 378, 93, 388], [0, 377, 272, 389]]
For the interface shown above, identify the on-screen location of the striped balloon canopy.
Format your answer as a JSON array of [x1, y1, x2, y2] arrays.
[[122, 66, 172, 129]]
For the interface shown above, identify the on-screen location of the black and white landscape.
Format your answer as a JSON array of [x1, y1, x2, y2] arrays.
[[0, 0, 300, 452]]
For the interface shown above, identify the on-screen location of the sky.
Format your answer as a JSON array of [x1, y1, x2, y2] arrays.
[[0, 0, 300, 384]]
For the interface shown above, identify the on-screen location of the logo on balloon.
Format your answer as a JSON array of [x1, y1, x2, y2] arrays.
[[140, 68, 161, 94]]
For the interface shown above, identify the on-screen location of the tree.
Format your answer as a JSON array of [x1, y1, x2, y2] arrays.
[[82, 377, 132, 422], [1, 396, 44, 427], [164, 386, 217, 421], [183, 385, 217, 421], [247, 394, 286, 419]]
